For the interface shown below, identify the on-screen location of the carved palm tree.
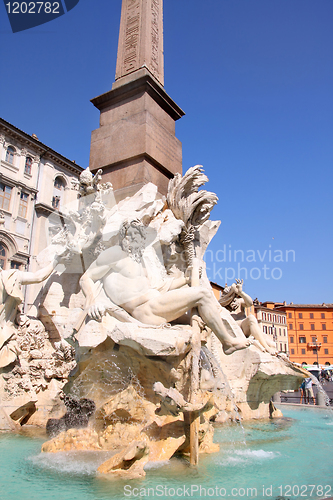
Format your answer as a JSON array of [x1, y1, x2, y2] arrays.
[[167, 166, 218, 465], [167, 165, 218, 273]]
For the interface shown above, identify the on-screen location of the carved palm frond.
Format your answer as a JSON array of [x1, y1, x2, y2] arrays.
[[167, 166, 218, 268], [167, 165, 218, 229]]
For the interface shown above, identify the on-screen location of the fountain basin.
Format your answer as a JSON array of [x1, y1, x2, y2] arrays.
[[1, 406, 332, 500]]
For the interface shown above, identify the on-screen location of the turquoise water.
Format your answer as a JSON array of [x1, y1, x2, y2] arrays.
[[0, 406, 332, 500]]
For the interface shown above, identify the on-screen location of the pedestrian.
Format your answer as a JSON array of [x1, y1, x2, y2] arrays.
[[299, 380, 306, 404], [304, 377, 316, 405]]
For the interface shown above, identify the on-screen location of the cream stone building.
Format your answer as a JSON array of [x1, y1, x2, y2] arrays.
[[0, 117, 82, 309], [254, 300, 289, 354]]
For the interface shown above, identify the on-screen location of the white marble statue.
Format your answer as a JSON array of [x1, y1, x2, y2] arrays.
[[0, 164, 307, 436], [219, 279, 277, 354], [0, 249, 68, 368], [79, 220, 252, 355], [51, 167, 113, 258]]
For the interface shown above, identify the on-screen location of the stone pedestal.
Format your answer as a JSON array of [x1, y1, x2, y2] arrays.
[[89, 69, 184, 201]]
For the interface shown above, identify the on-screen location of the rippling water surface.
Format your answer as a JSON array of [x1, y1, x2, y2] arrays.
[[0, 406, 332, 500]]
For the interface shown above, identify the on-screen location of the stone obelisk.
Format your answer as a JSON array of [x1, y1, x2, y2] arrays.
[[89, 0, 184, 200]]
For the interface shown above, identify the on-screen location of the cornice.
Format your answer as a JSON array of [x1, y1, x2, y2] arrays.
[[91, 73, 185, 122], [34, 202, 70, 222], [0, 118, 83, 175], [0, 172, 38, 194], [34, 202, 57, 217]]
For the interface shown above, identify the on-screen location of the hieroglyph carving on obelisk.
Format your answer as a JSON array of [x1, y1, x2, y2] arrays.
[[115, 0, 164, 86]]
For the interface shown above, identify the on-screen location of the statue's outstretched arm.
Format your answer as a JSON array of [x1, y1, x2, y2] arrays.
[[20, 247, 74, 286], [20, 256, 60, 286], [234, 279, 253, 308]]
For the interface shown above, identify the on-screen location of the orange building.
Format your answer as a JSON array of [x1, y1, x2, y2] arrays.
[[274, 303, 333, 366], [210, 281, 224, 301]]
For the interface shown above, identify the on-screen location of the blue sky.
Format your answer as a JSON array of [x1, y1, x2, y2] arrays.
[[1, 0, 332, 304]]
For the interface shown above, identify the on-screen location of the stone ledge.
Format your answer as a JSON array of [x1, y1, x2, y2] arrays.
[[91, 73, 185, 122]]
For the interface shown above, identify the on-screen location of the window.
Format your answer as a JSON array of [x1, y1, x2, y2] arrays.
[[0, 183, 12, 211], [322, 324, 326, 330], [284, 329, 286, 336], [279, 328, 281, 336], [291, 348, 295, 355], [301, 349, 306, 355], [53, 177, 66, 210], [54, 177, 65, 190], [289, 324, 293, 330], [18, 192, 28, 218], [321, 313, 325, 319], [311, 324, 315, 330], [299, 313, 303, 319], [262, 312, 266, 321], [310, 313, 314, 319], [299, 337, 306, 343], [0, 243, 8, 269], [311, 336, 317, 342], [10, 261, 21, 270], [282, 316, 286, 324], [280, 343, 282, 351], [324, 349, 329, 355], [299, 324, 304, 330], [273, 315, 276, 323], [25, 157, 32, 175], [288, 313, 292, 318], [313, 349, 317, 354], [290, 336, 294, 343], [52, 196, 60, 210], [5, 146, 15, 164], [268, 314, 272, 322], [323, 337, 328, 344]]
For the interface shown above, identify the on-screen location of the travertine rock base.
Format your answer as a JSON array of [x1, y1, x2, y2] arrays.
[[211, 335, 307, 420]]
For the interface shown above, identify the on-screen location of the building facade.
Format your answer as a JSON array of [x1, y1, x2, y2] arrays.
[[0, 117, 83, 309], [211, 281, 224, 301], [254, 301, 288, 354], [274, 303, 333, 366]]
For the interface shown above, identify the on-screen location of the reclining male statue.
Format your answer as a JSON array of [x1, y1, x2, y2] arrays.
[[79, 220, 252, 355]]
